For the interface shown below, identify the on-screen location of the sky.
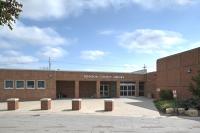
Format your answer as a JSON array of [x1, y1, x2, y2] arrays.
[[0, 0, 200, 72]]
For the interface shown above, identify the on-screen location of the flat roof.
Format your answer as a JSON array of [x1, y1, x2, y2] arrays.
[[0, 68, 146, 75]]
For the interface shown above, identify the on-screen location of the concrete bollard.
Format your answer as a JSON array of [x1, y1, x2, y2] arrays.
[[104, 99, 114, 111], [72, 99, 82, 110], [40, 98, 51, 110], [7, 98, 19, 110], [166, 108, 174, 114]]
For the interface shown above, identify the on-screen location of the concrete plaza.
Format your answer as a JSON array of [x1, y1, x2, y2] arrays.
[[0, 97, 200, 133], [0, 97, 159, 117]]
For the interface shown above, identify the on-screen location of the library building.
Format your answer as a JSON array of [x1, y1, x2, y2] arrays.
[[0, 47, 200, 101]]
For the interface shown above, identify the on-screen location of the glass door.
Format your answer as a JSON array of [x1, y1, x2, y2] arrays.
[[100, 84, 110, 97], [120, 82, 135, 97]]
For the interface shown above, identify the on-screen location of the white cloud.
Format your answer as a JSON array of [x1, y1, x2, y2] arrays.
[[0, 22, 67, 46], [80, 50, 107, 60], [118, 29, 185, 54], [0, 22, 76, 62], [130, 0, 196, 9], [19, 0, 198, 20], [188, 42, 200, 49], [39, 47, 67, 59], [0, 50, 38, 65], [98, 30, 115, 35]]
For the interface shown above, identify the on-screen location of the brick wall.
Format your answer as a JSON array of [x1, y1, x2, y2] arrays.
[[145, 72, 157, 98], [0, 70, 56, 101], [156, 47, 200, 99], [0, 69, 145, 101]]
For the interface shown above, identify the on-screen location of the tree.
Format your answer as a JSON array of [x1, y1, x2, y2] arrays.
[[188, 71, 200, 98], [0, 0, 22, 30]]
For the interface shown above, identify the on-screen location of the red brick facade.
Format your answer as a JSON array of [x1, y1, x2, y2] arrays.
[[145, 72, 157, 98], [0, 70, 145, 101], [0, 47, 199, 101], [156, 47, 200, 99]]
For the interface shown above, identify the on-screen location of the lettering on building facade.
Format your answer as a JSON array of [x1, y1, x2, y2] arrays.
[[83, 75, 124, 79]]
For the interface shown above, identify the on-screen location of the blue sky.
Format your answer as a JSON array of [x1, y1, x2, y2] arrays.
[[0, 0, 200, 72]]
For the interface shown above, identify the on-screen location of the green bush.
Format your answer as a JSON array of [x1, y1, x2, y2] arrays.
[[154, 98, 200, 113], [188, 71, 200, 98], [178, 98, 200, 110], [159, 90, 173, 100], [154, 100, 176, 112]]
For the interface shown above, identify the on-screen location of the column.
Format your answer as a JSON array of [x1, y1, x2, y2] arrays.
[[135, 81, 139, 97], [116, 80, 120, 98], [75, 80, 79, 98], [96, 80, 100, 98]]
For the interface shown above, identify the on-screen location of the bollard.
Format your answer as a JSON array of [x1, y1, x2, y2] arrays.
[[104, 99, 114, 111], [40, 98, 51, 110], [7, 98, 19, 110], [72, 99, 82, 110]]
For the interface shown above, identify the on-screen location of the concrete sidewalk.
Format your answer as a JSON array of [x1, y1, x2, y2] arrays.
[[0, 97, 160, 117]]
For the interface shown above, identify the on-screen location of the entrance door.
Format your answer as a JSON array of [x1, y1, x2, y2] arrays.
[[100, 84, 110, 97], [120, 82, 135, 97]]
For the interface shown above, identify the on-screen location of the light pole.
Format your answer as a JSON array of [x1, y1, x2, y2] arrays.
[[156, 88, 160, 100], [173, 90, 177, 115]]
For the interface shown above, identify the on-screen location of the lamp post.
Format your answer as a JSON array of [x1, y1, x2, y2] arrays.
[[173, 90, 177, 115], [156, 88, 160, 100]]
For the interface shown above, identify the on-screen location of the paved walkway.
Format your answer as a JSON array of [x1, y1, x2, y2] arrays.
[[0, 97, 200, 133], [0, 97, 159, 117]]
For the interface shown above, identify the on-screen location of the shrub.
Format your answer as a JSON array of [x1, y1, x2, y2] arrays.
[[188, 71, 200, 98], [159, 90, 173, 100], [154, 100, 175, 112], [178, 98, 200, 110]]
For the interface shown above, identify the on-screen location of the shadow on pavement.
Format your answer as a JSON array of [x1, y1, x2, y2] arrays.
[[30, 109, 41, 111], [125, 97, 158, 112], [62, 109, 73, 112], [95, 110, 106, 113]]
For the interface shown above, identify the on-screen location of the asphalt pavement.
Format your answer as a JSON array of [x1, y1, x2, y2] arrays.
[[0, 113, 199, 133]]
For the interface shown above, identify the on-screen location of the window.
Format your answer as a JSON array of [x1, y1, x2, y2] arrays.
[[26, 80, 35, 89], [16, 80, 25, 89], [4, 80, 14, 89], [37, 80, 45, 89]]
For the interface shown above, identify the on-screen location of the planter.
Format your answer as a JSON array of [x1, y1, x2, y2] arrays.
[[166, 108, 174, 114]]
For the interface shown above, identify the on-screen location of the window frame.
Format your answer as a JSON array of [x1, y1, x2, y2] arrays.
[[26, 80, 35, 89], [4, 80, 14, 89], [15, 80, 25, 89], [37, 80, 46, 89]]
